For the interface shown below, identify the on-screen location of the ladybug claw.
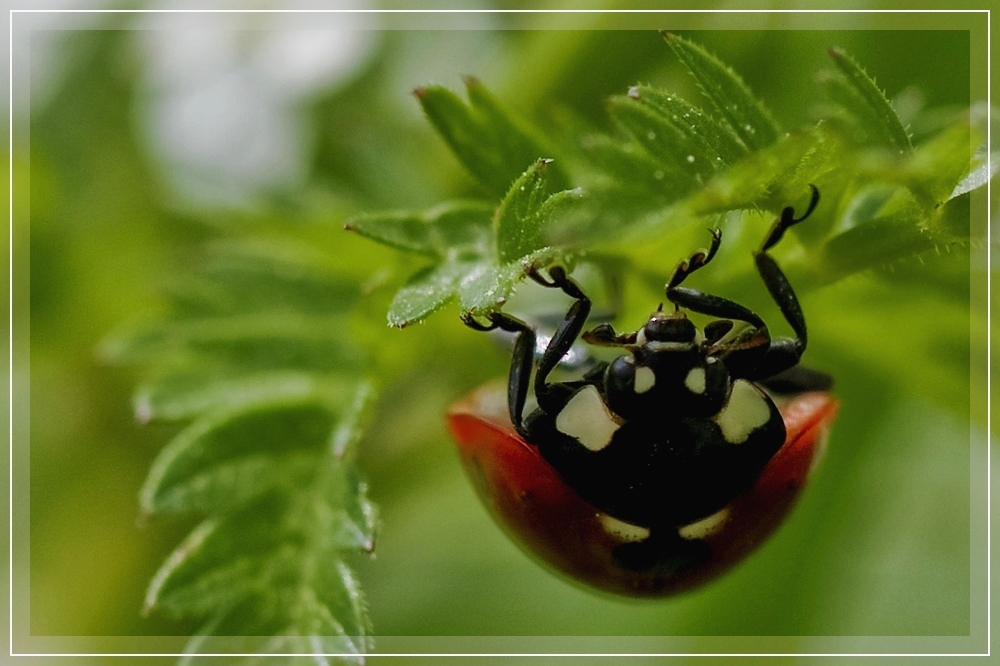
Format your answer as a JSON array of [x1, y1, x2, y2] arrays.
[[527, 267, 557, 288], [461, 312, 499, 332]]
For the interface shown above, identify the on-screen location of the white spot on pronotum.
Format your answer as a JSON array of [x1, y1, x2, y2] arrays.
[[556, 385, 621, 451], [636, 328, 647, 346], [600, 514, 650, 542], [678, 507, 729, 540], [634, 366, 656, 394], [685, 367, 706, 394], [714, 380, 771, 444]]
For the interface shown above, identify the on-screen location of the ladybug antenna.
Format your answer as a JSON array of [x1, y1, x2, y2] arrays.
[[657, 302, 664, 312]]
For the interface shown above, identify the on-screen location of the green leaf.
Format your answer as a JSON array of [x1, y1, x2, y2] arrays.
[[387, 260, 475, 328], [805, 187, 964, 285], [687, 128, 833, 215], [890, 121, 974, 205], [346, 200, 503, 326], [147, 498, 371, 645], [109, 234, 379, 656], [133, 371, 355, 423], [369, 161, 580, 327], [823, 47, 912, 152], [164, 239, 362, 318], [143, 383, 377, 660], [495, 159, 582, 264], [579, 134, 685, 200], [627, 86, 749, 165], [345, 200, 493, 259], [608, 87, 748, 184], [663, 32, 780, 150], [949, 150, 999, 199], [101, 314, 364, 373], [608, 97, 705, 185], [141, 399, 336, 515], [415, 78, 569, 196], [457, 247, 566, 315], [821, 203, 929, 278]]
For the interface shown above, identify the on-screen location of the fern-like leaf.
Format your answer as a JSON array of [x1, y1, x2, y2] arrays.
[[415, 77, 570, 196], [347, 158, 581, 327], [104, 240, 377, 663], [663, 32, 780, 150], [820, 47, 913, 152]]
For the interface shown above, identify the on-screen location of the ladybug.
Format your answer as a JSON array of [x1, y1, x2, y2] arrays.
[[449, 186, 839, 596]]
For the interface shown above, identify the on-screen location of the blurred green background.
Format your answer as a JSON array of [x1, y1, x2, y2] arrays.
[[20, 5, 988, 656]]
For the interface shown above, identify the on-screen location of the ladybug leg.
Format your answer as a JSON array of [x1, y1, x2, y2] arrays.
[[667, 228, 722, 290], [758, 365, 834, 394], [664, 229, 767, 327], [459, 266, 593, 437], [461, 311, 536, 439], [750, 185, 820, 380], [581, 323, 637, 347], [529, 267, 593, 413], [665, 286, 765, 328]]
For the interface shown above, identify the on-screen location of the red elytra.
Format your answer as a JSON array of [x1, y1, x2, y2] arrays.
[[447, 383, 839, 597]]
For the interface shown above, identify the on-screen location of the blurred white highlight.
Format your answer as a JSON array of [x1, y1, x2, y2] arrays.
[[135, 4, 378, 206]]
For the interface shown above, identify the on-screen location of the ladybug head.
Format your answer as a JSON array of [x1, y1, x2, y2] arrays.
[[639, 309, 696, 345]]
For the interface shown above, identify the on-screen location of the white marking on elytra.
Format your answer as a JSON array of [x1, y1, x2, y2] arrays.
[[599, 514, 650, 542], [647, 341, 694, 352], [678, 507, 729, 540], [714, 380, 771, 444], [685, 367, 706, 394], [634, 366, 656, 394], [636, 328, 647, 346], [556, 385, 621, 451]]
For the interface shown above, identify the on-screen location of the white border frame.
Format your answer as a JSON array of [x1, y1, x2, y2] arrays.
[[6, 6, 992, 659]]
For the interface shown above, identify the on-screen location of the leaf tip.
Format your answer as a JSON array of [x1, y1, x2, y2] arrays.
[[462, 75, 482, 89], [387, 314, 410, 329], [828, 46, 845, 60], [661, 31, 678, 42], [412, 86, 427, 99]]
